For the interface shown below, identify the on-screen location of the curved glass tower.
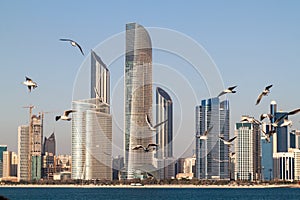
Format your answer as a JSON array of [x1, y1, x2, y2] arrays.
[[72, 51, 112, 180], [124, 23, 153, 178], [155, 87, 175, 179]]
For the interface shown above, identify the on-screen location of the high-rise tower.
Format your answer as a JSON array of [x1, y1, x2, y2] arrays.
[[195, 97, 230, 180], [155, 87, 175, 179], [124, 23, 153, 179], [235, 118, 261, 181], [72, 51, 112, 180]]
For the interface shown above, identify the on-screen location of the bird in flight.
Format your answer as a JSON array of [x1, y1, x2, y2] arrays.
[[22, 76, 38, 92], [280, 119, 293, 127], [261, 129, 276, 143], [256, 84, 273, 105], [218, 86, 237, 97], [260, 113, 273, 122], [219, 136, 237, 145], [272, 108, 300, 127], [241, 116, 261, 125], [145, 114, 168, 131], [196, 126, 213, 140], [56, 110, 76, 121], [94, 87, 109, 107], [132, 144, 159, 152], [60, 38, 84, 56]]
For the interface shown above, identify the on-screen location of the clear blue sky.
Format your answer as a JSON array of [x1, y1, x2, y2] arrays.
[[1, 1, 300, 157]]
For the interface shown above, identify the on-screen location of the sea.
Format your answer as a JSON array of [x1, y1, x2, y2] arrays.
[[1, 187, 300, 200]]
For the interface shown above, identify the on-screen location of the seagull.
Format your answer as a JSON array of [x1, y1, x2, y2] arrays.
[[196, 126, 213, 140], [219, 136, 237, 145], [218, 86, 237, 97], [241, 116, 261, 125], [60, 38, 84, 55], [55, 110, 76, 121], [256, 85, 273, 105], [94, 87, 109, 107], [260, 114, 273, 122], [261, 129, 276, 143], [22, 76, 38, 92], [272, 108, 300, 127], [132, 144, 158, 152], [145, 114, 168, 131], [280, 119, 292, 127]]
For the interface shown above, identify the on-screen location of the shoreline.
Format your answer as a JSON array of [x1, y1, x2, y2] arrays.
[[0, 184, 297, 189]]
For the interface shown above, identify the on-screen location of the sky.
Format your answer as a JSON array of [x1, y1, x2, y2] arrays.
[[1, 1, 300, 158]]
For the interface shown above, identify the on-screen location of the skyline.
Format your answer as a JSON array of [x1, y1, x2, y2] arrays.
[[1, 1, 300, 158]]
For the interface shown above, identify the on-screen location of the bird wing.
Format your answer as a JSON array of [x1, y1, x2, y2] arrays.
[[256, 92, 264, 105], [64, 110, 75, 116], [217, 91, 226, 97], [204, 126, 213, 136], [55, 116, 61, 121], [260, 114, 266, 121], [153, 119, 168, 129], [75, 43, 85, 56], [288, 108, 300, 116], [147, 143, 158, 148], [228, 136, 237, 143], [228, 86, 237, 91], [132, 145, 144, 150], [265, 84, 273, 90], [145, 114, 153, 128], [59, 38, 73, 42], [27, 86, 32, 92], [25, 76, 32, 81], [218, 136, 225, 142], [274, 114, 288, 125]]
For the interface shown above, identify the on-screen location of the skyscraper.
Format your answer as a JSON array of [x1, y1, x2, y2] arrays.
[[235, 118, 261, 181], [195, 97, 230, 180], [31, 114, 43, 180], [0, 145, 7, 178], [72, 51, 112, 180], [155, 87, 175, 179], [44, 132, 56, 155], [91, 50, 110, 104], [124, 23, 153, 179], [2, 150, 10, 178], [18, 125, 30, 181]]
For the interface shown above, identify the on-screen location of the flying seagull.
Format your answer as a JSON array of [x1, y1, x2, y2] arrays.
[[261, 129, 276, 143], [60, 38, 84, 55], [272, 108, 300, 127], [256, 84, 273, 105], [22, 76, 38, 92], [55, 110, 76, 121], [219, 136, 237, 145], [280, 119, 292, 127], [241, 116, 261, 125], [94, 87, 109, 107], [145, 114, 168, 131], [196, 126, 213, 140], [217, 86, 237, 97], [132, 144, 158, 152], [260, 114, 273, 122]]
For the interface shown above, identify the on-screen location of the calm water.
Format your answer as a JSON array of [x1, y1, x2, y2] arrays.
[[0, 188, 300, 200]]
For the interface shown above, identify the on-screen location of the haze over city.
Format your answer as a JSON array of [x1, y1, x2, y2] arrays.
[[1, 0, 300, 160]]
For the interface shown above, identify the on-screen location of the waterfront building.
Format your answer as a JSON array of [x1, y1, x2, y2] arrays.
[[234, 119, 261, 181], [195, 97, 230, 180]]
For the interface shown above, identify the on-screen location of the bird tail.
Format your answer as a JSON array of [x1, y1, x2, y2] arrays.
[[55, 116, 61, 121]]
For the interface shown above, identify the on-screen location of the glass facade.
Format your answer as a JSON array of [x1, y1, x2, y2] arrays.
[[72, 51, 112, 180], [195, 97, 230, 179], [235, 121, 261, 181], [18, 125, 30, 181], [124, 23, 154, 179], [275, 112, 288, 152], [31, 115, 43, 180], [91, 50, 110, 104], [155, 87, 175, 179], [0, 145, 8, 177], [44, 132, 56, 155]]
